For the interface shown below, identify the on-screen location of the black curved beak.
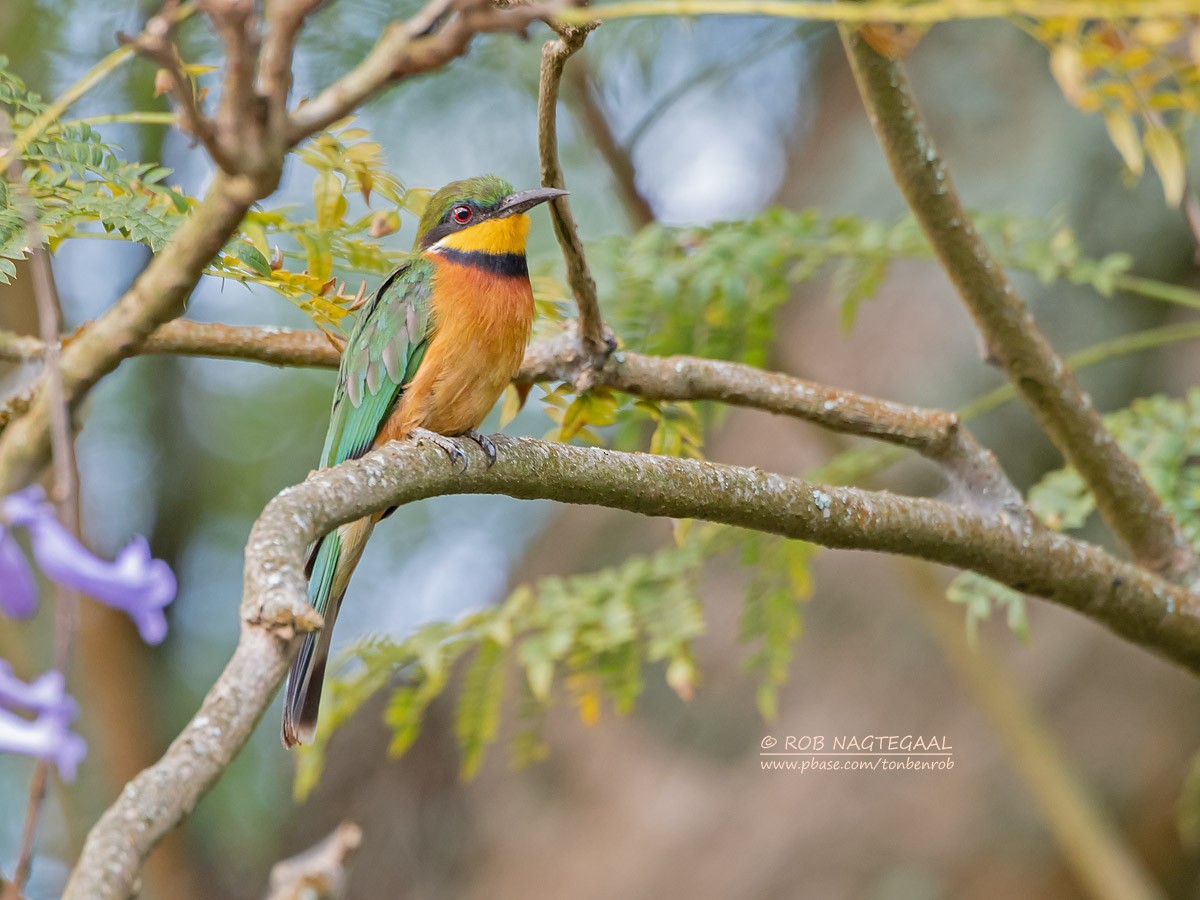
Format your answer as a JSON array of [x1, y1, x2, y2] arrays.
[[496, 187, 569, 218]]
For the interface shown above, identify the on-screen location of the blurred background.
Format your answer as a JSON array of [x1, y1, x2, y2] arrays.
[[3, 2, 1200, 898]]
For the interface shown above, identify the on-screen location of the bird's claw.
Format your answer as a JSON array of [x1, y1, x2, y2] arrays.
[[429, 434, 468, 474], [463, 430, 498, 468]]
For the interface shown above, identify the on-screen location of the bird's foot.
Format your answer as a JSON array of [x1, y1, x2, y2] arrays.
[[427, 434, 468, 474], [462, 430, 498, 468]]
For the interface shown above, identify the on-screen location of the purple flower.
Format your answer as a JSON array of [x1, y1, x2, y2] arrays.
[[0, 662, 76, 717], [0, 523, 37, 618], [0, 663, 86, 781], [0, 487, 176, 644]]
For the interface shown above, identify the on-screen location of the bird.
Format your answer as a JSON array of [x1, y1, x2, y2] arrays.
[[282, 175, 566, 747]]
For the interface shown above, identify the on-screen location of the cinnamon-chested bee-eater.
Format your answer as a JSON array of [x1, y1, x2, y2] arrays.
[[282, 175, 566, 747]]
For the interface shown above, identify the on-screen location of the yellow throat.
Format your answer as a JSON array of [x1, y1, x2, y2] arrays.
[[433, 213, 531, 255]]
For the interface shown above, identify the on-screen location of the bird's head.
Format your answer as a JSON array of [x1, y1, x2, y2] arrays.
[[415, 175, 566, 255]]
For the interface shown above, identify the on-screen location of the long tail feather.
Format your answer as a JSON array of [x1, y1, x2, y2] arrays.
[[282, 516, 374, 747]]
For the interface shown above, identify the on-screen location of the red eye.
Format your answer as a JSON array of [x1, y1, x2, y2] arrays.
[[452, 205, 472, 224]]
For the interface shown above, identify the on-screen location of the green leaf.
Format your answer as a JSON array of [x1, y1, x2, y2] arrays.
[[234, 241, 271, 277], [456, 638, 507, 779], [946, 572, 1029, 645]]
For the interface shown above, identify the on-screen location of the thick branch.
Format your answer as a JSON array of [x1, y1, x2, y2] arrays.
[[251, 436, 1200, 662], [537, 25, 608, 362], [205, 0, 271, 173], [66, 434, 1200, 897], [841, 28, 1199, 585]]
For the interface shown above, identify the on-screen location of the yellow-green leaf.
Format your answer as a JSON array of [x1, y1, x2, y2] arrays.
[[1102, 109, 1143, 177], [313, 169, 346, 230], [1049, 44, 1087, 106], [498, 384, 523, 428], [1145, 126, 1185, 206]]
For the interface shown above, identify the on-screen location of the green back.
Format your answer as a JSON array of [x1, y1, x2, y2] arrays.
[[320, 256, 434, 467]]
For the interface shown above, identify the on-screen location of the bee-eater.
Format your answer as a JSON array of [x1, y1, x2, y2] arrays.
[[282, 175, 566, 747]]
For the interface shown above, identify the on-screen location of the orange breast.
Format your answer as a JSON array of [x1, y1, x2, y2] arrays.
[[377, 254, 534, 445]]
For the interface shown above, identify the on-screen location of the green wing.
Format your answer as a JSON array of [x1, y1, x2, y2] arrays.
[[284, 259, 436, 746], [320, 257, 434, 467]]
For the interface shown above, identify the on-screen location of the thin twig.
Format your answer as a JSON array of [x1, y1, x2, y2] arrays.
[[263, 821, 363, 900], [286, 0, 563, 143], [119, 1, 232, 168], [0, 319, 1015, 502], [537, 24, 609, 364], [259, 0, 324, 140], [622, 23, 811, 153], [0, 112, 82, 900], [563, 56, 654, 227], [0, 2, 198, 167], [841, 28, 1199, 585], [64, 432, 1200, 899]]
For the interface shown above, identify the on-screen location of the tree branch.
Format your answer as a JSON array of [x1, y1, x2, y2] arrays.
[[263, 822, 362, 900], [563, 56, 655, 228], [61, 432, 1200, 896], [286, 0, 563, 143], [537, 24, 609, 364], [840, 28, 1200, 585], [568, 0, 1198, 25], [119, 1, 235, 171], [259, 0, 324, 139], [0, 319, 1016, 503]]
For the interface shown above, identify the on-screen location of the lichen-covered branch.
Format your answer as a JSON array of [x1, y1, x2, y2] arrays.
[[537, 24, 609, 362], [62, 430, 1200, 898], [262, 436, 1200, 664], [840, 28, 1199, 585]]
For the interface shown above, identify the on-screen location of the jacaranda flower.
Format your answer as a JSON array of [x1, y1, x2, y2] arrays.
[[0, 520, 36, 618], [0, 662, 86, 781], [0, 487, 176, 644]]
